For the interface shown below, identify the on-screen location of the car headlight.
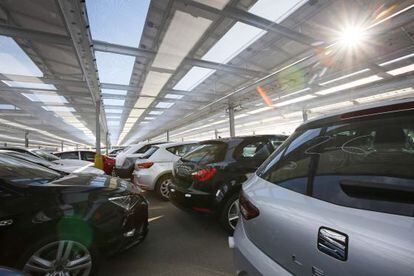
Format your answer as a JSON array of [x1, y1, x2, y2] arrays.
[[108, 195, 139, 211]]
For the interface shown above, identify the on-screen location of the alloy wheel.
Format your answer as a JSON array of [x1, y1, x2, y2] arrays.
[[227, 199, 240, 230], [23, 240, 92, 276], [160, 178, 172, 199]]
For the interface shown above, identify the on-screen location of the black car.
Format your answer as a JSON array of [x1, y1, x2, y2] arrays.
[[0, 153, 148, 275], [169, 135, 287, 233]]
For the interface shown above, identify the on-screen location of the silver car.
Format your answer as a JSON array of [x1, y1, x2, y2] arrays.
[[133, 142, 198, 200], [232, 101, 414, 276]]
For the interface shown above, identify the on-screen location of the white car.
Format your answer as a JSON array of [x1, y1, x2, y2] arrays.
[[133, 142, 198, 200], [1, 150, 104, 175], [115, 142, 165, 178]]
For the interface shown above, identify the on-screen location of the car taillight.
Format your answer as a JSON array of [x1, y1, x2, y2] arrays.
[[136, 162, 154, 169], [191, 167, 217, 182], [239, 191, 259, 220]]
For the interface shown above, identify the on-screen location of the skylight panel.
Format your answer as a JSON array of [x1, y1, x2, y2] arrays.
[[249, 0, 306, 22], [106, 115, 121, 119], [274, 95, 316, 107], [2, 81, 56, 90], [173, 67, 215, 91], [22, 93, 68, 103], [165, 94, 184, 99], [316, 75, 383, 95], [86, 0, 150, 47], [141, 71, 172, 97], [0, 36, 43, 77], [156, 102, 174, 109], [152, 10, 212, 70], [105, 109, 123, 114], [144, 117, 155, 120], [102, 89, 128, 95], [0, 104, 19, 110], [202, 22, 265, 64], [319, 69, 370, 86], [193, 0, 231, 10], [42, 106, 75, 112], [95, 52, 135, 85], [129, 109, 144, 117], [386, 64, 414, 76], [134, 97, 154, 108], [103, 99, 125, 106], [379, 52, 414, 66], [149, 110, 164, 115]]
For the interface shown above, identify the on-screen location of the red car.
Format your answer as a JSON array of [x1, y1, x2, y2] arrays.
[[53, 150, 115, 175]]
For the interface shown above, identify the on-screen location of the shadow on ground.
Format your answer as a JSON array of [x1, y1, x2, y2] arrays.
[[100, 191, 234, 275]]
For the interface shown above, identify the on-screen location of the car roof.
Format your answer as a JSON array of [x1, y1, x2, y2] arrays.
[[201, 134, 287, 144], [156, 141, 198, 148], [297, 98, 414, 131]]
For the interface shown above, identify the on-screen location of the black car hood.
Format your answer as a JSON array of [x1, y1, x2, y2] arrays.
[[47, 174, 132, 191]]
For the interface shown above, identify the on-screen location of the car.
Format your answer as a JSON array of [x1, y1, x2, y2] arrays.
[[169, 135, 288, 233], [0, 152, 148, 275], [133, 142, 199, 200], [232, 100, 414, 276], [108, 147, 125, 158], [53, 150, 115, 175], [29, 149, 60, 162], [0, 150, 104, 175], [115, 142, 165, 179]]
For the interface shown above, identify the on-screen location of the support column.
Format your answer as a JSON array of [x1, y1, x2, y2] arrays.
[[106, 132, 110, 155], [61, 141, 64, 151], [214, 129, 218, 139], [95, 103, 101, 155], [302, 109, 308, 122], [24, 131, 29, 148], [228, 104, 235, 138], [166, 130, 170, 142]]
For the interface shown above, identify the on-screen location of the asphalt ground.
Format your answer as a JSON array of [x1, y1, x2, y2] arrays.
[[100, 191, 234, 276]]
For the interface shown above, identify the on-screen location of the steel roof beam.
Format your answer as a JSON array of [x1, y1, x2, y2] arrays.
[[93, 40, 266, 77], [0, 23, 72, 45], [174, 0, 322, 47], [0, 73, 87, 87]]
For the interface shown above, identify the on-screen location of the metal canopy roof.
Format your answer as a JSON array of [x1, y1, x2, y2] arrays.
[[0, 0, 413, 148]]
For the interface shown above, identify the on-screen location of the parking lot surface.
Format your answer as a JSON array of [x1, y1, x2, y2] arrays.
[[100, 192, 234, 276]]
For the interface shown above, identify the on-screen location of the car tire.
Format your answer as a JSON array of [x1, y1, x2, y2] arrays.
[[17, 234, 99, 276], [156, 174, 173, 201], [220, 193, 240, 235]]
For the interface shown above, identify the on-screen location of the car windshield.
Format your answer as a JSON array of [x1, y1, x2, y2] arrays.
[[0, 154, 62, 185], [181, 142, 227, 164], [2, 151, 55, 168], [32, 149, 60, 161]]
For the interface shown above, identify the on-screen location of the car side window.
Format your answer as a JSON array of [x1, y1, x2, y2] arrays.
[[167, 144, 198, 157], [135, 145, 150, 154], [260, 128, 322, 194], [235, 139, 274, 160], [81, 152, 95, 162], [59, 152, 79, 159], [312, 114, 414, 217]]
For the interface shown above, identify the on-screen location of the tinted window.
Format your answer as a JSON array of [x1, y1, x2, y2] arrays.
[[259, 128, 322, 194], [32, 149, 60, 161], [182, 143, 227, 164], [167, 144, 198, 157], [58, 152, 79, 159], [312, 114, 414, 217], [269, 135, 288, 150], [0, 154, 61, 185], [81, 151, 95, 162], [234, 139, 274, 160], [3, 152, 53, 167], [135, 145, 151, 154], [140, 147, 158, 159]]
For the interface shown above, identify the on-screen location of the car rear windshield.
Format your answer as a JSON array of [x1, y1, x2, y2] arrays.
[[181, 142, 227, 164], [140, 146, 158, 159], [0, 154, 61, 185]]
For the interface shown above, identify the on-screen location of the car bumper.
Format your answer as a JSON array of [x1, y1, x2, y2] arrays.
[[233, 218, 292, 276], [132, 170, 156, 191], [99, 195, 149, 255], [169, 184, 215, 213], [114, 166, 133, 178]]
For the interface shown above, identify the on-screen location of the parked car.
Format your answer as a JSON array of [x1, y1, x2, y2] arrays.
[[169, 135, 287, 233], [133, 142, 199, 200], [29, 149, 60, 162], [0, 150, 104, 175], [0, 152, 148, 275], [233, 101, 414, 276], [115, 142, 165, 179], [108, 147, 125, 158], [53, 150, 115, 175]]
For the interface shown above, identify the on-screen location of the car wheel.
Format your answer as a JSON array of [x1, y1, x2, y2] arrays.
[[220, 193, 240, 235], [156, 174, 172, 201], [18, 236, 98, 276]]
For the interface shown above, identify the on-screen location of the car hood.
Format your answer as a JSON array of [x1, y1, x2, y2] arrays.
[[53, 159, 92, 167], [47, 174, 137, 192]]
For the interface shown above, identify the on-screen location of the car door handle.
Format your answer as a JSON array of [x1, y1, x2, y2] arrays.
[[318, 227, 348, 261]]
